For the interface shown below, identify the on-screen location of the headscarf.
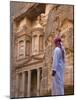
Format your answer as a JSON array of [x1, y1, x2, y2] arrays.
[[54, 37, 65, 62], [54, 37, 61, 45]]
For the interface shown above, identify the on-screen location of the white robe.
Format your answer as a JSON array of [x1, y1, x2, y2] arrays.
[[52, 47, 65, 96]]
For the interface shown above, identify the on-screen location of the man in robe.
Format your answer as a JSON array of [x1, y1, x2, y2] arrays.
[[51, 37, 65, 96]]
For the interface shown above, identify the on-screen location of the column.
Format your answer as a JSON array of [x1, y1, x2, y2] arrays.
[[37, 68, 40, 96], [15, 73, 19, 97], [21, 72, 25, 97], [32, 36, 34, 54], [27, 70, 31, 97], [37, 35, 39, 53]]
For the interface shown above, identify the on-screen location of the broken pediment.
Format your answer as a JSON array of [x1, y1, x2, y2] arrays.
[[16, 17, 32, 33]]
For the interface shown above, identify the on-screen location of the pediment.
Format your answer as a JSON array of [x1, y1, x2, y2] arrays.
[[25, 56, 43, 65]]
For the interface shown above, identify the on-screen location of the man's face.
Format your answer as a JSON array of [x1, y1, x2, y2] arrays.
[[55, 41, 60, 47]]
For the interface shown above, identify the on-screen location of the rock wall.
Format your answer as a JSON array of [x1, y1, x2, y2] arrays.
[[45, 5, 74, 90]]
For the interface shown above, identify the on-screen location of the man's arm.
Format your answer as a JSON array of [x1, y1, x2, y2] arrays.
[[52, 48, 60, 76]]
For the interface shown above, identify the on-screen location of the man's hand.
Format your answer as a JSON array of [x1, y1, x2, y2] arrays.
[[52, 70, 56, 76]]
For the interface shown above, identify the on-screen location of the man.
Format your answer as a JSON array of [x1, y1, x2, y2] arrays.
[[51, 37, 65, 96]]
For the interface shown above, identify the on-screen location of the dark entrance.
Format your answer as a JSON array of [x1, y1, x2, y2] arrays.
[[31, 69, 37, 96]]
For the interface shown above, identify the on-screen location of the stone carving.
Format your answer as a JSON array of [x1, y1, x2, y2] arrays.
[[10, 3, 74, 97]]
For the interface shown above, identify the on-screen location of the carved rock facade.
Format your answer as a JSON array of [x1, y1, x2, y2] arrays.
[[10, 2, 74, 98]]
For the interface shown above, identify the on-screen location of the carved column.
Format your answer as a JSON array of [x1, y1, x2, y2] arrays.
[[27, 70, 31, 97], [37, 68, 40, 96], [21, 72, 25, 97], [15, 73, 19, 97]]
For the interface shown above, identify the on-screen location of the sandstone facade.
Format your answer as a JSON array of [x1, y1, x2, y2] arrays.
[[10, 2, 74, 98]]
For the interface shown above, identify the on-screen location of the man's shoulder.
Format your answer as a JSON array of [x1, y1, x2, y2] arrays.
[[54, 47, 61, 56], [54, 47, 60, 52]]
